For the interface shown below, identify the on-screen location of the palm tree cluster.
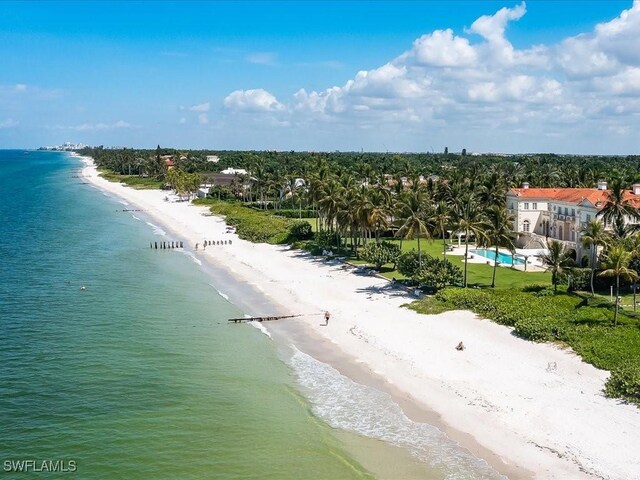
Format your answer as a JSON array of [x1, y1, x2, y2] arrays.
[[82, 145, 640, 302], [166, 169, 202, 200], [289, 158, 517, 288]]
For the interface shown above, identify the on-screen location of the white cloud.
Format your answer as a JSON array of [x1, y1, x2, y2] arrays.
[[224, 89, 285, 112], [179, 117, 187, 124], [0, 118, 18, 128], [245, 52, 277, 66], [218, 1, 640, 153], [412, 29, 477, 67], [467, 2, 526, 44], [557, 1, 640, 78], [198, 113, 209, 124], [189, 102, 210, 112]]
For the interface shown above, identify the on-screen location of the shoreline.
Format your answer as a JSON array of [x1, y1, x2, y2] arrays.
[[76, 154, 640, 479]]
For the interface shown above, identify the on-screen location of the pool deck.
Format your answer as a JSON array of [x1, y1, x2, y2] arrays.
[[446, 245, 546, 272]]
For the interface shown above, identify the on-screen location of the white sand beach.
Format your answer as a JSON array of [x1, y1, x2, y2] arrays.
[[79, 155, 640, 480]]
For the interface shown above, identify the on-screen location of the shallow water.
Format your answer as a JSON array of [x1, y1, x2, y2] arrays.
[[0, 150, 507, 479], [0, 150, 372, 479]]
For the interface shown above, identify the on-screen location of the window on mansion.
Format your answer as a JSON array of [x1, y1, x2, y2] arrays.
[[523, 220, 530, 232]]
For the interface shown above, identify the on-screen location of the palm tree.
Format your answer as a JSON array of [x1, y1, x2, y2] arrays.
[[598, 245, 638, 326], [431, 200, 451, 261], [396, 189, 431, 268], [318, 179, 343, 239], [542, 240, 573, 293], [479, 173, 506, 208], [597, 179, 640, 233], [580, 220, 609, 296], [452, 192, 489, 288], [484, 205, 516, 288]]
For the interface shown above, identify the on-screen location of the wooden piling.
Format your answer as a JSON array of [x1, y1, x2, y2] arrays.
[[228, 314, 304, 323]]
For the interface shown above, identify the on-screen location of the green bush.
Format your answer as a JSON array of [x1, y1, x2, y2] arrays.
[[205, 201, 295, 244], [535, 287, 555, 297], [414, 258, 462, 290], [273, 209, 317, 218], [514, 317, 563, 342], [559, 268, 592, 291], [289, 221, 313, 240], [605, 361, 640, 406], [358, 241, 401, 270], [316, 230, 341, 248], [522, 284, 550, 293], [397, 250, 425, 278], [268, 231, 290, 245]]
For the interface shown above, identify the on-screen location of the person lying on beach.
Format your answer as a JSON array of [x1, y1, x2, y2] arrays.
[[456, 341, 465, 351]]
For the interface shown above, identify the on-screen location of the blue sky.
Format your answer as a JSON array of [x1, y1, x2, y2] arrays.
[[0, 1, 638, 153]]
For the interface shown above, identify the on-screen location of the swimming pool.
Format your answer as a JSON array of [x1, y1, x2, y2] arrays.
[[470, 249, 525, 266]]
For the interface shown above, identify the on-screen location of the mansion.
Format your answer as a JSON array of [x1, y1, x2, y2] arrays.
[[507, 182, 640, 264]]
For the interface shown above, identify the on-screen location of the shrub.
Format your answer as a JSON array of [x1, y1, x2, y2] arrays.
[[289, 221, 313, 241], [205, 201, 295, 244], [535, 287, 555, 297], [397, 250, 424, 278], [316, 230, 341, 248], [514, 317, 562, 342], [268, 231, 290, 245], [605, 361, 640, 406], [559, 268, 592, 292], [522, 284, 551, 293], [358, 241, 401, 270], [414, 258, 463, 290], [273, 209, 317, 218]]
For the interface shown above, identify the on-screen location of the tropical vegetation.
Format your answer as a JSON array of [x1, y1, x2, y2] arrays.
[[80, 145, 640, 405]]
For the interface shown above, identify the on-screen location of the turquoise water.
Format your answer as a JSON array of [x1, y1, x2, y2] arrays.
[[0, 151, 373, 479], [470, 249, 524, 266], [0, 151, 509, 480]]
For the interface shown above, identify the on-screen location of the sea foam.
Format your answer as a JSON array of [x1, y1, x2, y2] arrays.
[[145, 221, 166, 236], [289, 348, 505, 479]]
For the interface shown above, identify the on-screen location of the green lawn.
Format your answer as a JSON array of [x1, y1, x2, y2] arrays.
[[342, 236, 551, 289], [98, 168, 164, 190]]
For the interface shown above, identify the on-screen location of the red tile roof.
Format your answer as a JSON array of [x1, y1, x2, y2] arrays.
[[508, 187, 640, 208], [508, 188, 609, 205]]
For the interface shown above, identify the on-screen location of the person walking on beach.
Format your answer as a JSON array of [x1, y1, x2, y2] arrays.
[[324, 311, 331, 326]]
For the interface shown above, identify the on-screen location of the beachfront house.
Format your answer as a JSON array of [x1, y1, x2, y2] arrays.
[[507, 182, 640, 265], [161, 155, 175, 170]]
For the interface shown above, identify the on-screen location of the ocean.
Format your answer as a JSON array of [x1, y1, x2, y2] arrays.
[[0, 150, 505, 479]]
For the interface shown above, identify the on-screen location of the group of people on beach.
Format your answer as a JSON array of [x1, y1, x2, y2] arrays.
[[196, 239, 232, 250]]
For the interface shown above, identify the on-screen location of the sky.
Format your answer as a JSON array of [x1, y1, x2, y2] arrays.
[[0, 0, 639, 154]]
